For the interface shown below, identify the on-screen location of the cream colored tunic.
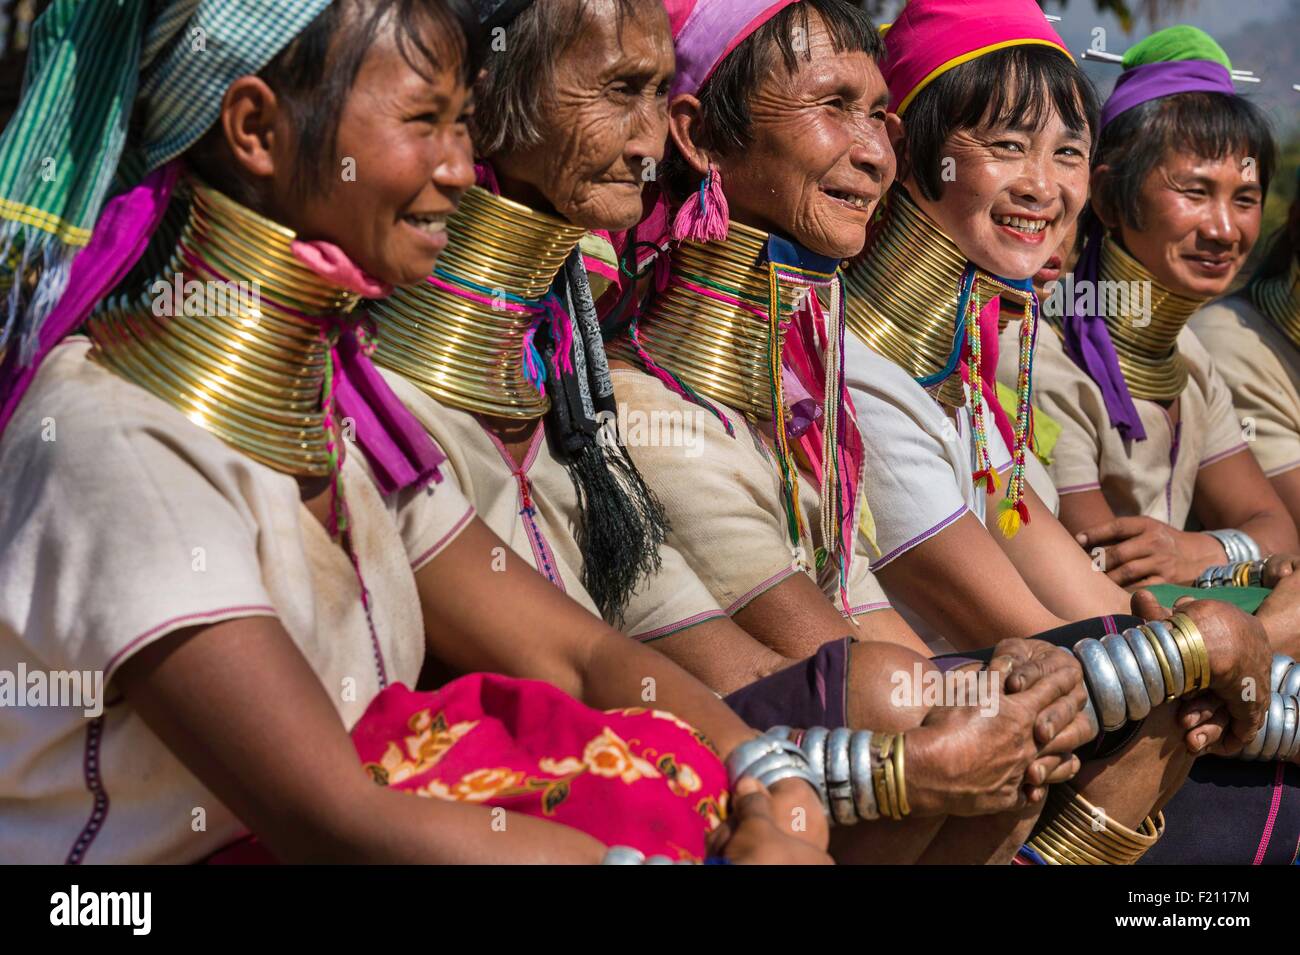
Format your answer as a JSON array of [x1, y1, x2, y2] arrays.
[[1190, 295, 1300, 477], [0, 338, 474, 863], [380, 370, 727, 640], [610, 368, 889, 620], [1001, 321, 1246, 527]]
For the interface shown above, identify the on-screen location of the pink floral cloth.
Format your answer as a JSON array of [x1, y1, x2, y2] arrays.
[[351, 675, 730, 860]]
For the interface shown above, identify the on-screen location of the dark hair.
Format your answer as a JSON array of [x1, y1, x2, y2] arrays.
[[1091, 91, 1277, 233], [189, 0, 483, 207], [1247, 172, 1300, 289], [903, 45, 1100, 201], [662, 0, 882, 200], [471, 0, 642, 157]]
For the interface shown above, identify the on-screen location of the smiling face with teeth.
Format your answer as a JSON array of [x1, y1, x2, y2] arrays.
[[667, 8, 895, 259], [891, 49, 1095, 282], [895, 112, 1091, 281]]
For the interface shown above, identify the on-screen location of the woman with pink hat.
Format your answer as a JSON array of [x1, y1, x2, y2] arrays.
[[600, 0, 1279, 863]]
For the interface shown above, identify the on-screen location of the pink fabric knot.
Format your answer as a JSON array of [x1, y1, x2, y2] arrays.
[[290, 239, 393, 299]]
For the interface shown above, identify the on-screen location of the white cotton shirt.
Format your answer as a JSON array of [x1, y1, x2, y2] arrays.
[[380, 369, 727, 641], [1189, 295, 1300, 477], [611, 367, 890, 619], [845, 336, 1027, 568], [1004, 321, 1246, 527], [0, 337, 474, 863]]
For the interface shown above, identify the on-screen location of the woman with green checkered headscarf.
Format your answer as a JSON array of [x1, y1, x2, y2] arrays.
[[0, 0, 836, 865]]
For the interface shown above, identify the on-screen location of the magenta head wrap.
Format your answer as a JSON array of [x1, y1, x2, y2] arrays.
[[880, 0, 1071, 115], [664, 0, 801, 98]]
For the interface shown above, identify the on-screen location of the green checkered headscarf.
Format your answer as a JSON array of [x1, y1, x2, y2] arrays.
[[0, 0, 330, 359]]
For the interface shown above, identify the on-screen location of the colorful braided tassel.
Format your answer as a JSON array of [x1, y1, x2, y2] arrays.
[[671, 165, 729, 243], [964, 272, 1040, 539]]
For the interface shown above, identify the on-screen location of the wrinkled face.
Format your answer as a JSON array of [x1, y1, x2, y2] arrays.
[[1110, 149, 1263, 298], [278, 26, 475, 287], [904, 98, 1091, 281], [492, 0, 675, 231], [715, 14, 894, 258]]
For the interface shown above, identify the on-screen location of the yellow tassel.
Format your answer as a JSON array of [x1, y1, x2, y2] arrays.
[[858, 488, 881, 557], [987, 466, 1002, 492], [997, 502, 1022, 539]]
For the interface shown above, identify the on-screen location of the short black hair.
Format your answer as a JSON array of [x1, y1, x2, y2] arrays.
[[1247, 170, 1300, 289], [189, 0, 483, 207], [663, 0, 882, 201], [1092, 91, 1277, 233], [902, 44, 1099, 202]]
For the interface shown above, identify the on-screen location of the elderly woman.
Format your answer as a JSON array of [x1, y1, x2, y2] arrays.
[[1190, 177, 1300, 527], [1010, 26, 1298, 601], [0, 0, 831, 865], [598, 0, 1275, 864], [365, 0, 1098, 865]]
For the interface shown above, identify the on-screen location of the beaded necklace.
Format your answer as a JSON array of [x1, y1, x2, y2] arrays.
[[842, 188, 1040, 537], [611, 219, 865, 612]]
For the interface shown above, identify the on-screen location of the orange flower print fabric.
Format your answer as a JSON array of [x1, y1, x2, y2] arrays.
[[350, 675, 730, 861]]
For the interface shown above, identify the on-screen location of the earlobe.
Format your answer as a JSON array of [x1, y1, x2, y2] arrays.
[[1089, 165, 1119, 230], [885, 113, 909, 183], [219, 76, 282, 181], [667, 94, 711, 177]]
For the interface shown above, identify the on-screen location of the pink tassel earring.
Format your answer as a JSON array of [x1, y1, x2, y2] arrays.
[[671, 163, 729, 243]]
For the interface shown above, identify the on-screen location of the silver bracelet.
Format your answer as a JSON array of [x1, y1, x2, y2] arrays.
[[724, 735, 787, 787], [1238, 690, 1300, 762], [1102, 633, 1152, 721], [1282, 662, 1300, 700], [1074, 637, 1128, 731], [1122, 627, 1167, 708], [1271, 654, 1294, 693], [1195, 559, 1267, 589], [796, 726, 886, 825], [1205, 529, 1262, 563], [724, 728, 822, 805], [849, 730, 879, 821], [1261, 693, 1286, 760], [601, 846, 694, 865], [825, 727, 857, 826]]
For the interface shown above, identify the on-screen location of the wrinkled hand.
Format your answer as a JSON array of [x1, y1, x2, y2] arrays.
[[1260, 553, 1300, 589], [1255, 562, 1300, 656], [709, 777, 833, 865], [903, 650, 1087, 817], [1076, 516, 1199, 587], [1132, 590, 1270, 751]]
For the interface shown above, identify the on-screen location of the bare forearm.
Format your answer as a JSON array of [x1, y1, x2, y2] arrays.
[[878, 515, 1062, 650], [311, 791, 607, 864], [651, 620, 797, 697], [1003, 488, 1129, 621], [581, 629, 759, 756]]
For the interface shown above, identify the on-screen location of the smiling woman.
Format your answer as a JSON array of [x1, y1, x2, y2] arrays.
[[1010, 25, 1297, 597], [0, 0, 821, 867]]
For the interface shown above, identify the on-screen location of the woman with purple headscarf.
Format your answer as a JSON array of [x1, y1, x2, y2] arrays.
[[1009, 26, 1298, 602]]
